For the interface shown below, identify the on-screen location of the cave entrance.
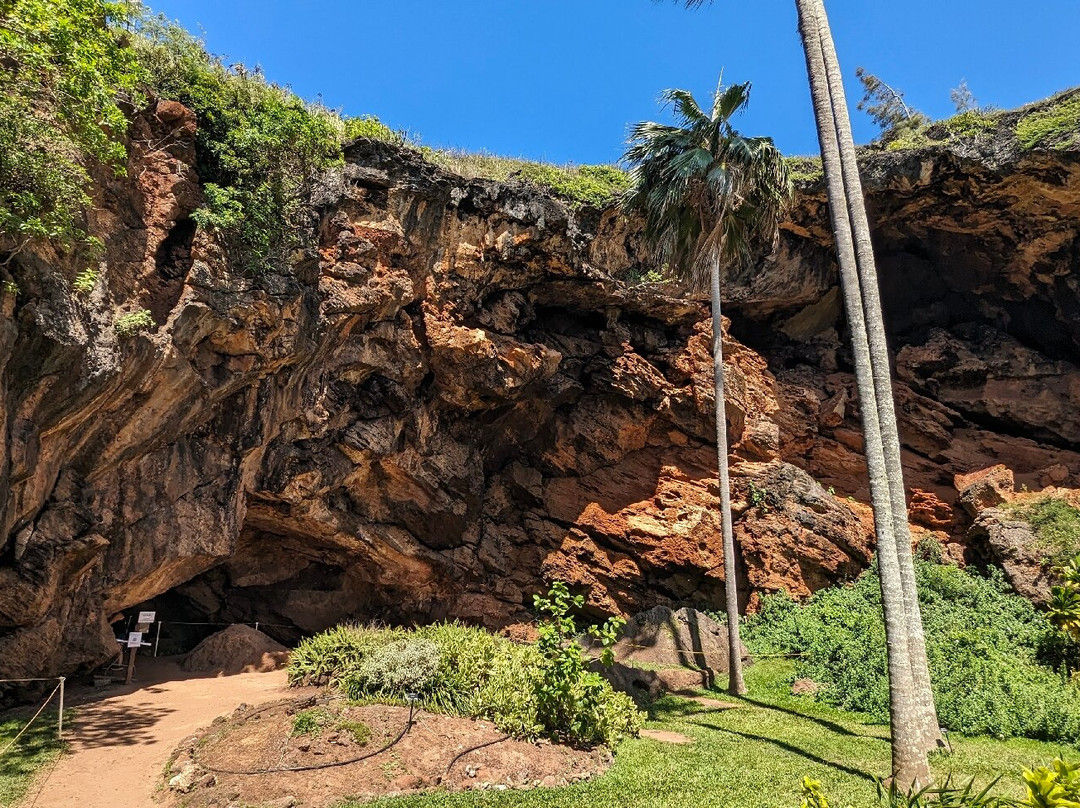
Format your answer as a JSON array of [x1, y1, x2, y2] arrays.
[[125, 525, 392, 658]]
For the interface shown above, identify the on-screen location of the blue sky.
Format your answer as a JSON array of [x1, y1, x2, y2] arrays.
[[149, 0, 1079, 164]]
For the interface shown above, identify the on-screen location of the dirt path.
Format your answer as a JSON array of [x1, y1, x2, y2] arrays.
[[24, 658, 300, 808]]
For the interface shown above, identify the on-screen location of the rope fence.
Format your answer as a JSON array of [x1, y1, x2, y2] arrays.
[[150, 620, 295, 656], [0, 677, 66, 758]]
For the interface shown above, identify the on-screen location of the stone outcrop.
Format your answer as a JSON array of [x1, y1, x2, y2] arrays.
[[1, 95, 1078, 682]]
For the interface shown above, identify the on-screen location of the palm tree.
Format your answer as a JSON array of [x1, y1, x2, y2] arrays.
[[673, 0, 937, 787], [622, 82, 792, 696], [805, 0, 942, 754], [793, 1, 931, 786]]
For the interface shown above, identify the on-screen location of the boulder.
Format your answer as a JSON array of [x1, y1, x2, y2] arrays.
[[180, 625, 289, 675], [955, 465, 1015, 517]]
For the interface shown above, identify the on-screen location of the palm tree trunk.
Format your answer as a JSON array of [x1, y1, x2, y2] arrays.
[[794, 0, 930, 789], [809, 0, 942, 752], [709, 250, 746, 696]]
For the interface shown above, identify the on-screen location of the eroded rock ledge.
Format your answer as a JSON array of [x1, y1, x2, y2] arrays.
[[0, 102, 1077, 680]]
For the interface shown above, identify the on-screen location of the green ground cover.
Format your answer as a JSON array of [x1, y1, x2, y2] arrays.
[[0, 710, 65, 807], [338, 660, 1072, 808]]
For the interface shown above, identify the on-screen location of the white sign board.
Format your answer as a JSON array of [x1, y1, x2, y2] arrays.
[[137, 611, 156, 624], [126, 631, 143, 648]]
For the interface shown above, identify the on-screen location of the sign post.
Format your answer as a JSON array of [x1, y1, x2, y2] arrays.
[[125, 631, 143, 685]]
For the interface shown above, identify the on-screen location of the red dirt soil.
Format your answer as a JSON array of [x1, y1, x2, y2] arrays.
[[24, 658, 307, 808], [166, 698, 611, 808]]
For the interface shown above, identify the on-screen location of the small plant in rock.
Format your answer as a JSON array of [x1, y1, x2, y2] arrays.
[[114, 309, 155, 337], [72, 267, 99, 295], [2, 280, 19, 297], [747, 481, 771, 512]]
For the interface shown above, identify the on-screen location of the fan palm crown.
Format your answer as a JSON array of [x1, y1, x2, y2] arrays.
[[623, 81, 791, 286]]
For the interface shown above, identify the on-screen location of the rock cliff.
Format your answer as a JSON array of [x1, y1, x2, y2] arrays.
[[1, 98, 1077, 680]]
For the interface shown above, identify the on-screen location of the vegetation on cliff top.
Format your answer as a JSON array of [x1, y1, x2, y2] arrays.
[[0, 0, 140, 253], [0, 0, 628, 275]]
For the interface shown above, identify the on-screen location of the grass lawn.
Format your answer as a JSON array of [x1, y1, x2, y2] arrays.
[[0, 710, 65, 807], [346, 660, 1076, 808]]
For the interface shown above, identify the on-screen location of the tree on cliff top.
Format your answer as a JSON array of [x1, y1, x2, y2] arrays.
[[622, 80, 792, 697], [0, 0, 141, 258]]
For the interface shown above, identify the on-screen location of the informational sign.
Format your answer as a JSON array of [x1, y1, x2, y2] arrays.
[[126, 631, 143, 648], [137, 611, 156, 624]]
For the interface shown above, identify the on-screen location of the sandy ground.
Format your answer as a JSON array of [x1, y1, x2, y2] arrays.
[[23, 657, 300, 808]]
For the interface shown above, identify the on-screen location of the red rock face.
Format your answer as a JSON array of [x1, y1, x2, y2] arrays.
[[0, 108, 1078, 681]]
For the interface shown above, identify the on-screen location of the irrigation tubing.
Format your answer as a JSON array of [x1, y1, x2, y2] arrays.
[[193, 697, 420, 775], [0, 682, 61, 759]]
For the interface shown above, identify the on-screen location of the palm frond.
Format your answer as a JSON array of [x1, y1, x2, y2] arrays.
[[622, 80, 793, 291]]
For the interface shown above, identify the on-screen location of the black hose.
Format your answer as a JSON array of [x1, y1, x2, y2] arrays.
[[193, 698, 417, 775]]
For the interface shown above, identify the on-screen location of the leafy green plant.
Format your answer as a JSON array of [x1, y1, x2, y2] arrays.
[[1020, 759, 1080, 808], [531, 582, 639, 747], [114, 308, 154, 337], [2, 280, 19, 297], [742, 560, 1080, 744], [291, 706, 333, 738], [801, 776, 831, 808], [72, 267, 99, 295], [0, 0, 141, 253], [1047, 586, 1080, 643]]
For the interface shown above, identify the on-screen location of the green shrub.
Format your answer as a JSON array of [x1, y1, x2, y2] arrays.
[[134, 14, 344, 273], [288, 608, 642, 748], [942, 109, 998, 139], [114, 308, 154, 337], [785, 156, 824, 185], [342, 638, 441, 699], [742, 560, 1080, 743], [532, 582, 637, 747], [343, 115, 405, 144], [1016, 93, 1080, 151], [289, 624, 403, 688], [0, 0, 141, 250]]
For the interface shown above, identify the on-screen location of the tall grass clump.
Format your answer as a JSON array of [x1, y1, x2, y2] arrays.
[[289, 611, 641, 748], [742, 560, 1080, 744]]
